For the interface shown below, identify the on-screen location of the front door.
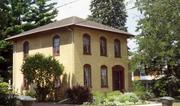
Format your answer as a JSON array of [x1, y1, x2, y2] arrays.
[[112, 65, 124, 91]]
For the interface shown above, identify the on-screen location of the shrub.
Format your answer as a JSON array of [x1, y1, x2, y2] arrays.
[[65, 85, 93, 104], [91, 91, 140, 106], [21, 53, 64, 101], [0, 82, 16, 106]]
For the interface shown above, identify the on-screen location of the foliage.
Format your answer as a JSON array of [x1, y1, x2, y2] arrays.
[[0, 0, 58, 81], [25, 91, 37, 98], [131, 0, 180, 96], [91, 91, 140, 106], [0, 82, 16, 106], [65, 85, 93, 104], [88, 0, 127, 31], [0, 82, 9, 94], [132, 81, 146, 96], [21, 53, 64, 101], [153, 76, 180, 97], [132, 81, 154, 100]]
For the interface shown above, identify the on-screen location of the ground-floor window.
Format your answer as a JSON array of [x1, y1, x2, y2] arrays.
[[101, 65, 108, 87], [83, 64, 92, 87]]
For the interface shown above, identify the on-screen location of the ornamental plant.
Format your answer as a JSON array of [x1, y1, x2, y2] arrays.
[[21, 53, 64, 101]]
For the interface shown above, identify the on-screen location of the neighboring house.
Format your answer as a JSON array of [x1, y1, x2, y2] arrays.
[[6, 16, 133, 93], [132, 69, 155, 89]]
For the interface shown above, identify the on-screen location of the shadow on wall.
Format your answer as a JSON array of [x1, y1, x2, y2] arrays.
[[55, 73, 77, 100]]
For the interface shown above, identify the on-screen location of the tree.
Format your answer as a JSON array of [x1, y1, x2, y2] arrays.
[[0, 0, 12, 82], [88, 0, 127, 31], [133, 0, 180, 96], [21, 53, 64, 101], [23, 0, 58, 30], [0, 0, 58, 82]]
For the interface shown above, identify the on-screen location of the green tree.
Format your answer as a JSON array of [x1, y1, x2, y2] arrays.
[[0, 0, 12, 82], [0, 0, 58, 82], [23, 0, 58, 30], [21, 53, 64, 101], [88, 0, 127, 31], [133, 0, 180, 96]]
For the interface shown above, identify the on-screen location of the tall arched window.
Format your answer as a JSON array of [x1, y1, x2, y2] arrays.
[[83, 64, 92, 87], [83, 34, 91, 54], [101, 65, 108, 87], [100, 37, 107, 56], [23, 41, 29, 89], [114, 39, 121, 57], [53, 35, 60, 56], [23, 41, 29, 58]]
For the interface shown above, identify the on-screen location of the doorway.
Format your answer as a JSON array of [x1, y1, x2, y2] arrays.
[[112, 65, 124, 91]]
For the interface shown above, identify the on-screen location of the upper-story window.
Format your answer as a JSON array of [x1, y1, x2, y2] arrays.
[[23, 41, 29, 58], [100, 37, 107, 56], [84, 64, 92, 87], [101, 65, 108, 88], [114, 39, 121, 57], [83, 34, 91, 55], [53, 35, 60, 56]]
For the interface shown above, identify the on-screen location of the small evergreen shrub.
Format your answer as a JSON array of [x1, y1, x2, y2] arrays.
[[65, 85, 93, 104]]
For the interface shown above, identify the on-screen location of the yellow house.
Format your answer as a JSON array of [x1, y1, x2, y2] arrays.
[[7, 16, 133, 93]]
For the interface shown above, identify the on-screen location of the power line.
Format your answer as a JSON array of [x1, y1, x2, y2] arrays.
[[56, 0, 81, 9]]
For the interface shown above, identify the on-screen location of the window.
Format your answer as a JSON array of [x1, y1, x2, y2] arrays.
[[114, 39, 121, 57], [100, 37, 107, 56], [23, 41, 29, 89], [101, 65, 108, 87], [23, 41, 29, 58], [83, 34, 91, 54], [84, 64, 92, 87], [53, 35, 60, 56]]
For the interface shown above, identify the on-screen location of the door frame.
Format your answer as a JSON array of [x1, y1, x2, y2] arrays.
[[112, 65, 125, 91]]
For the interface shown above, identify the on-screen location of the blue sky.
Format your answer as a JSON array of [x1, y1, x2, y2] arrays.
[[54, 0, 140, 51]]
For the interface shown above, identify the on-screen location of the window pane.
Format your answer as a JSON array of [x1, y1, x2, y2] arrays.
[[100, 37, 107, 56], [101, 66, 108, 87], [23, 41, 29, 58], [53, 36, 60, 56], [84, 64, 91, 87], [114, 39, 121, 57], [83, 34, 91, 54]]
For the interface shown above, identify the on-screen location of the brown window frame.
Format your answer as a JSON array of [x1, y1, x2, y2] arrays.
[[53, 35, 60, 56], [100, 37, 107, 56], [101, 65, 108, 88], [114, 39, 121, 58], [83, 64, 92, 87], [83, 34, 91, 55]]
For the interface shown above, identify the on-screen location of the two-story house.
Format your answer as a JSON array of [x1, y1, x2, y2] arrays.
[[6, 16, 133, 93]]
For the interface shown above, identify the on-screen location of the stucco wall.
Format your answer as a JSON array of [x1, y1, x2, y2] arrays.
[[73, 26, 129, 92], [12, 29, 74, 93], [12, 26, 130, 93]]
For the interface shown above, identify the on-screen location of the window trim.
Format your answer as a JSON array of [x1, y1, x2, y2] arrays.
[[114, 39, 121, 58], [83, 64, 92, 87], [53, 35, 60, 56], [83, 33, 91, 55], [100, 36, 107, 56], [100, 65, 108, 88]]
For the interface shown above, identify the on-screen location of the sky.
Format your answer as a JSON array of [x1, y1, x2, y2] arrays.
[[54, 0, 140, 51]]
